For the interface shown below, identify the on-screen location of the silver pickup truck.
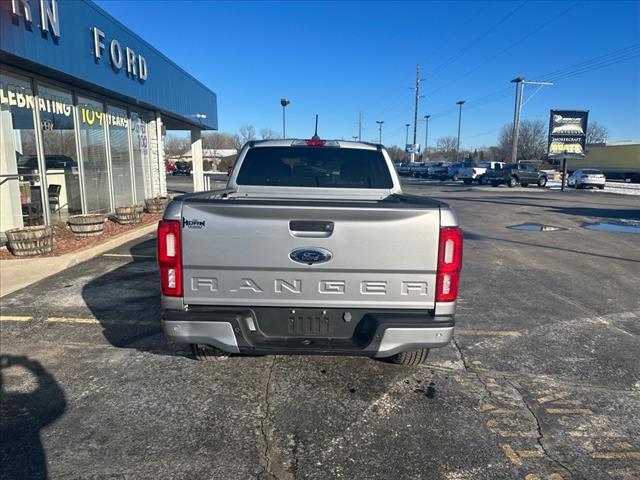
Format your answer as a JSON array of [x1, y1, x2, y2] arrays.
[[158, 138, 462, 365]]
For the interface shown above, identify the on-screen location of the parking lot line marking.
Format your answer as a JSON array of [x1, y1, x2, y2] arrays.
[[501, 444, 523, 465], [549, 399, 583, 406], [47, 317, 100, 324], [591, 451, 640, 460], [567, 431, 620, 438], [546, 408, 593, 415], [0, 315, 33, 322], [487, 419, 529, 428], [456, 329, 522, 337], [536, 393, 569, 404], [102, 253, 156, 259], [613, 442, 634, 450], [516, 450, 544, 458]]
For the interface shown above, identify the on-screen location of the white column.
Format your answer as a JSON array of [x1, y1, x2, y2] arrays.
[[155, 113, 167, 196], [191, 129, 204, 192]]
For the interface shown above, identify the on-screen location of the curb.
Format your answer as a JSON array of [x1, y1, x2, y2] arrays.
[[0, 222, 158, 298]]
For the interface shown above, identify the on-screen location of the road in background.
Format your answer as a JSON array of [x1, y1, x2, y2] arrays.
[[1, 181, 639, 479]]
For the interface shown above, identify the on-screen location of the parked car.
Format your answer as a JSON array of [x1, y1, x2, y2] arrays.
[[486, 163, 548, 188], [166, 163, 176, 173], [172, 161, 192, 176], [396, 163, 412, 176], [412, 162, 429, 178], [427, 162, 450, 179], [568, 169, 606, 189], [459, 161, 506, 185], [442, 162, 470, 181], [158, 138, 462, 366]]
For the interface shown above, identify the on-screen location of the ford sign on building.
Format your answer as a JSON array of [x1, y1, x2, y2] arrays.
[[0, 0, 218, 237]]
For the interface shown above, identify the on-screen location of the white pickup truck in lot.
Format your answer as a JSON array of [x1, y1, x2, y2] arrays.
[[459, 161, 506, 185], [158, 138, 462, 365]]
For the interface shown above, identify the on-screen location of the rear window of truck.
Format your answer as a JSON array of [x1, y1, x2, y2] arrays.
[[236, 146, 394, 188]]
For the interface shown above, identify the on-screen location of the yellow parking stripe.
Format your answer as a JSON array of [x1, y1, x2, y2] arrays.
[[456, 329, 522, 337], [546, 408, 593, 415], [501, 444, 522, 465], [0, 315, 33, 322], [47, 317, 100, 324], [592, 451, 640, 460]]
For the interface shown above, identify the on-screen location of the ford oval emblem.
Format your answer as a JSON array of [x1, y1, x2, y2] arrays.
[[290, 247, 332, 265]]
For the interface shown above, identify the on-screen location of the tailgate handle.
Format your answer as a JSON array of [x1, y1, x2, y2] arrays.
[[289, 220, 334, 238]]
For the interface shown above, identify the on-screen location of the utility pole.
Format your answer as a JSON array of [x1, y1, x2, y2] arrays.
[[376, 120, 384, 144], [280, 98, 290, 138], [358, 112, 362, 141], [510, 77, 524, 163], [423, 115, 430, 160], [456, 100, 465, 162], [510, 76, 553, 163], [409, 64, 425, 162]]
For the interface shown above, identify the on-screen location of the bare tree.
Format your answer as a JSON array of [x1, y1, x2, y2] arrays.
[[586, 122, 609, 145], [435, 136, 458, 160], [386, 145, 407, 163], [164, 135, 190, 157], [202, 132, 239, 150], [498, 120, 546, 161], [260, 128, 280, 140], [239, 125, 256, 144]]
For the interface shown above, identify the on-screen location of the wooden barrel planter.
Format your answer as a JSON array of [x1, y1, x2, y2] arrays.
[[115, 205, 144, 224], [68, 213, 105, 237], [5, 225, 54, 257], [144, 196, 169, 213]]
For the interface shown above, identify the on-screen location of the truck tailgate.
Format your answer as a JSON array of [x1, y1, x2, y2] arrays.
[[181, 200, 440, 309]]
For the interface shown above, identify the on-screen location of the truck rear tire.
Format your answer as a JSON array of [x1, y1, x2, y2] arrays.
[[537, 176, 547, 187], [508, 176, 518, 188], [191, 344, 230, 361], [389, 348, 430, 366]]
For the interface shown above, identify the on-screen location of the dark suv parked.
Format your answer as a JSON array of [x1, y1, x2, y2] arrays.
[[487, 163, 547, 188], [172, 161, 192, 176]]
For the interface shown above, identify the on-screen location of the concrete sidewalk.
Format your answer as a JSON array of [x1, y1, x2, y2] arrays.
[[0, 223, 157, 298]]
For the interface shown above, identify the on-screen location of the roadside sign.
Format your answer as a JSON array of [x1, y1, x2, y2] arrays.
[[405, 143, 421, 153], [548, 109, 589, 157]]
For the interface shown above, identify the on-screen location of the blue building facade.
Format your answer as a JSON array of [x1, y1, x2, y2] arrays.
[[0, 0, 218, 235]]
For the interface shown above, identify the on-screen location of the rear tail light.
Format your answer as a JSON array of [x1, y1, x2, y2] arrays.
[[435, 227, 463, 302], [157, 220, 182, 296], [472, 169, 476, 174]]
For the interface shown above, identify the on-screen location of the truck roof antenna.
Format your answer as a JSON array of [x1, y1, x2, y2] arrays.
[[312, 114, 320, 140]]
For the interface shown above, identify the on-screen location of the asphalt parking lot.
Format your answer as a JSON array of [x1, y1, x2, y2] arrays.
[[1, 178, 639, 480]]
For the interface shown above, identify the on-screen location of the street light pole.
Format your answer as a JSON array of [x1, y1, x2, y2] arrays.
[[404, 123, 410, 150], [376, 120, 384, 144], [510, 77, 524, 162], [423, 115, 430, 159], [280, 98, 290, 138], [456, 101, 465, 162]]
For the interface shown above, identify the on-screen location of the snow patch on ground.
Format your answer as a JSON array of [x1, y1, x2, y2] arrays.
[[547, 180, 640, 195]]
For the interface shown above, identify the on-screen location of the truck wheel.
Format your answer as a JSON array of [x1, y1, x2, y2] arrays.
[[463, 179, 472, 185], [508, 176, 518, 188], [452, 174, 459, 181], [389, 349, 430, 366], [537, 176, 547, 187], [191, 344, 230, 361]]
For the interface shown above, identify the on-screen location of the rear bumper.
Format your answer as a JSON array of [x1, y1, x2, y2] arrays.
[[162, 306, 454, 358]]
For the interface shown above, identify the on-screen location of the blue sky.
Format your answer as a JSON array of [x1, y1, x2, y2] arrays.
[[96, 0, 640, 148]]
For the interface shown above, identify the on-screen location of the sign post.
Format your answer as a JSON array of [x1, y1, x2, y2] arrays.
[[547, 110, 589, 191]]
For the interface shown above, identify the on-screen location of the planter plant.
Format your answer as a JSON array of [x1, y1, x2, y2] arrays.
[[67, 213, 105, 237], [144, 196, 169, 213], [5, 225, 54, 257], [115, 204, 144, 224]]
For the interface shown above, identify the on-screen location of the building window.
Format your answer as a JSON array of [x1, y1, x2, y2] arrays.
[[131, 111, 152, 202], [107, 105, 133, 207], [0, 71, 42, 233], [37, 83, 82, 221], [78, 96, 111, 213]]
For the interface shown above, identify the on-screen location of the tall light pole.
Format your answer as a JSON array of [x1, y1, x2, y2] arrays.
[[376, 120, 384, 144], [404, 123, 411, 150], [510, 77, 524, 163], [409, 64, 425, 162], [456, 100, 465, 162], [280, 98, 290, 138], [510, 76, 553, 163], [423, 115, 431, 159]]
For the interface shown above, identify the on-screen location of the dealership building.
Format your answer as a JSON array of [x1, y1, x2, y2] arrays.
[[0, 0, 217, 237]]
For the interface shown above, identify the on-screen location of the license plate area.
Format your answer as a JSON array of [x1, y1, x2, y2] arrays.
[[252, 307, 360, 339]]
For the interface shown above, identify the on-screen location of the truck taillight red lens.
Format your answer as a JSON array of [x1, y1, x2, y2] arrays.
[[157, 220, 182, 297], [435, 226, 463, 302]]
